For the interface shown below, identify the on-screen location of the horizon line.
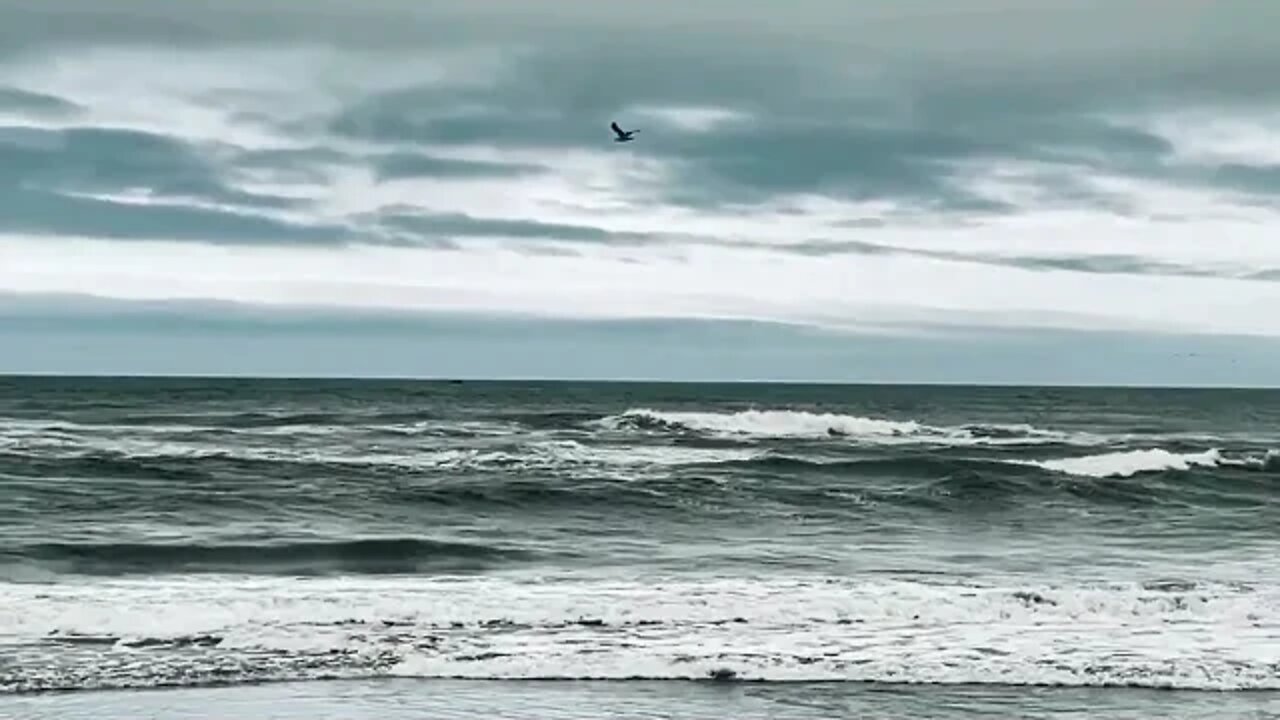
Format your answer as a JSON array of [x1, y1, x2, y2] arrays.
[[1, 371, 1275, 392]]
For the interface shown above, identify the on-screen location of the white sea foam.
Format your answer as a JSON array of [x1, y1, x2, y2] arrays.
[[3, 574, 1276, 691], [1028, 448, 1225, 478], [414, 441, 760, 473], [606, 408, 1090, 446], [6, 412, 1272, 479], [1023, 447, 1280, 478], [0, 418, 758, 476]]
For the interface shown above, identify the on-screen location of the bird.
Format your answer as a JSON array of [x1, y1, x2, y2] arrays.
[[610, 121, 639, 143]]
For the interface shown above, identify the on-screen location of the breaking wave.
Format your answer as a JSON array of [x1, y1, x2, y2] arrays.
[[602, 408, 1089, 446], [1025, 448, 1280, 478]]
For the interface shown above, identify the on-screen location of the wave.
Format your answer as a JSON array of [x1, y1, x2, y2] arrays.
[[2, 444, 1275, 525], [6, 436, 1273, 484], [0, 414, 508, 439], [603, 408, 1094, 446], [0, 438, 761, 479], [3, 538, 535, 576], [1025, 448, 1280, 478], [3, 402, 1276, 533], [4, 575, 1276, 693]]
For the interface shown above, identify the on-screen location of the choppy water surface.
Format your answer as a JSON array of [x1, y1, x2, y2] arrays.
[[1, 378, 1277, 705]]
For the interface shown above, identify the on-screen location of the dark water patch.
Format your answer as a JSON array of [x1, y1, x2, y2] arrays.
[[45, 634, 119, 647], [691, 452, 1031, 478], [262, 409, 451, 429], [895, 469, 1044, 512], [119, 634, 224, 650], [505, 410, 615, 431], [4, 537, 537, 576], [0, 451, 217, 484], [958, 424, 1027, 440], [115, 411, 352, 428], [817, 458, 1280, 514], [608, 412, 697, 434], [2, 443, 1275, 528], [384, 479, 586, 510], [0, 451, 658, 519], [2, 412, 491, 440], [667, 434, 766, 451], [1011, 590, 1057, 607], [3, 378, 1280, 576], [1051, 477, 1181, 508], [1051, 465, 1278, 510], [99, 409, 446, 429], [0, 448, 462, 490], [1142, 579, 1199, 593]]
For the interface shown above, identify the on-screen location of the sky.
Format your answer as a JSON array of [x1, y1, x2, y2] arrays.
[[2, 0, 1280, 384]]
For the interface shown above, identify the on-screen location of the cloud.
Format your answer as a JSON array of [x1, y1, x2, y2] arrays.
[[0, 86, 80, 115], [3, 0, 1280, 384], [5, 291, 1280, 386], [370, 153, 546, 182], [368, 210, 652, 248], [5, 1, 1274, 82], [6, 232, 1280, 342], [0, 125, 299, 207], [0, 191, 346, 244]]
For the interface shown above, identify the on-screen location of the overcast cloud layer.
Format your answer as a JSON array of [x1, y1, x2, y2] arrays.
[[2, 1, 1280, 383]]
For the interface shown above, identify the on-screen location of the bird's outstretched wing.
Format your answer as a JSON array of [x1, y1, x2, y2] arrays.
[[610, 121, 625, 138]]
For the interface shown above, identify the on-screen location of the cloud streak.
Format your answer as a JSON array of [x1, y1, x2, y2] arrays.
[[6, 291, 1280, 387]]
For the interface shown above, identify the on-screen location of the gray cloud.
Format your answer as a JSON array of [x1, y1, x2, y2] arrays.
[[371, 153, 545, 182], [318, 49, 1158, 213], [4, 2, 1280, 383], [0, 105, 1272, 276], [360, 209, 670, 251], [3, 1, 1276, 81], [0, 86, 81, 115], [754, 238, 1280, 284], [1204, 163, 1280, 200], [289, 2, 1275, 213], [0, 125, 345, 243], [0, 189, 347, 245], [0, 2, 1272, 98], [0, 126, 300, 209], [2, 0, 1278, 245], [350, 204, 1280, 284]]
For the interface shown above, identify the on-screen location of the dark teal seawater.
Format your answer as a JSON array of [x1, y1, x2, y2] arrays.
[[1, 377, 1277, 711]]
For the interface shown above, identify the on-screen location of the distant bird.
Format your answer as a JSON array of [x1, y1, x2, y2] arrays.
[[610, 121, 639, 143]]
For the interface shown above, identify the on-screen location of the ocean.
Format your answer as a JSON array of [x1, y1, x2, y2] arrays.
[[1, 376, 1277, 718]]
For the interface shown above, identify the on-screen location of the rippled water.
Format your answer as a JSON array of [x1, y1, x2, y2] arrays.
[[1, 377, 1277, 701]]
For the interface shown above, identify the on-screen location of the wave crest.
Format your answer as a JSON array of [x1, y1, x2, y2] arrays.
[[603, 408, 1080, 446], [1026, 448, 1279, 478]]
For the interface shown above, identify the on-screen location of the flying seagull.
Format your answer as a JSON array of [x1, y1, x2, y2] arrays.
[[610, 121, 639, 143]]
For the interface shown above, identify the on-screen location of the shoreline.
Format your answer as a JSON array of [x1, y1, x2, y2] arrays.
[[9, 678, 1279, 720]]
